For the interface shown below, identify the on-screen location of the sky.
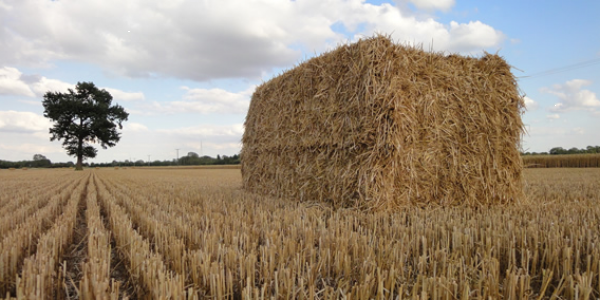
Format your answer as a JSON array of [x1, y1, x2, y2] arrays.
[[1, 0, 599, 163]]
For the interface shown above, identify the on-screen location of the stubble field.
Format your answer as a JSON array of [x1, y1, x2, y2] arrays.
[[0, 167, 599, 299]]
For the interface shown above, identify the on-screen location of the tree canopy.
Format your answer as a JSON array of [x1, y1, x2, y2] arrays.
[[42, 82, 129, 170]]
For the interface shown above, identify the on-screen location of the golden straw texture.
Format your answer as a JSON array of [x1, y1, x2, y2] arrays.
[[242, 35, 525, 209]]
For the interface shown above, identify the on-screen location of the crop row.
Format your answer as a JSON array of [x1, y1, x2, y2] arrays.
[[95, 173, 191, 299], [79, 176, 121, 299], [0, 174, 85, 295], [92, 168, 600, 299], [15, 174, 87, 298]]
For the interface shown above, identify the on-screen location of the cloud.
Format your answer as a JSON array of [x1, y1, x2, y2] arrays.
[[0, 143, 63, 157], [523, 96, 539, 111], [102, 123, 244, 161], [404, 0, 455, 11], [0, 0, 505, 82], [124, 122, 149, 132], [542, 79, 600, 114], [522, 124, 600, 153], [446, 21, 504, 52], [0, 67, 35, 96], [104, 88, 145, 101], [0, 66, 144, 102], [571, 127, 585, 135], [0, 110, 52, 133], [30, 77, 73, 96], [157, 123, 244, 139], [0, 66, 73, 97], [18, 99, 41, 106], [526, 125, 565, 136], [165, 123, 244, 154], [546, 114, 560, 120], [143, 86, 252, 115]]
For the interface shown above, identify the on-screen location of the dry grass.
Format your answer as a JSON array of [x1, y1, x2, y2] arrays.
[[0, 168, 599, 299]]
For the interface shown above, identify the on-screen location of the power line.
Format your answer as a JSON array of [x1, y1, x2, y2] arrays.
[[518, 57, 600, 79]]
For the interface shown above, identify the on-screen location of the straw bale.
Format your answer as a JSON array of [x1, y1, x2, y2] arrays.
[[242, 36, 525, 209]]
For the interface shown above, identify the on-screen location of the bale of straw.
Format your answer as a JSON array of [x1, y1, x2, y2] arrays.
[[242, 35, 525, 209]]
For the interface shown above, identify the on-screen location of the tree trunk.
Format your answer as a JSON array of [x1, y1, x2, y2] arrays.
[[76, 137, 83, 171], [76, 155, 83, 170]]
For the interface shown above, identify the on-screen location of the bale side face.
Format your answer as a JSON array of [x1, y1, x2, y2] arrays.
[[242, 36, 524, 208]]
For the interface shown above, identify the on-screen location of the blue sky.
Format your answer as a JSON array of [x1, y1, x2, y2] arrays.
[[1, 0, 599, 163]]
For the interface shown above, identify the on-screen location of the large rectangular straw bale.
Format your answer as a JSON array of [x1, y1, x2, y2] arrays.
[[242, 36, 525, 209]]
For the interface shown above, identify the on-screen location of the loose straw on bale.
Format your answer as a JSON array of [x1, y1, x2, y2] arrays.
[[242, 35, 525, 209]]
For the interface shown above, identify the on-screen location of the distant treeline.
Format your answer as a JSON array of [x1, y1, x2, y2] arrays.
[[0, 153, 240, 169], [523, 154, 600, 168], [0, 154, 74, 169], [521, 146, 600, 167], [522, 145, 600, 156], [93, 153, 240, 167]]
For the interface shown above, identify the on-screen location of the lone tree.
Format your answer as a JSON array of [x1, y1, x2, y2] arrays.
[[42, 82, 129, 170]]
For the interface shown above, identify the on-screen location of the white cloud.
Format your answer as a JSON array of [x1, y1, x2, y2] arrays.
[[0, 66, 73, 97], [404, 0, 455, 11], [143, 86, 252, 115], [523, 124, 600, 153], [523, 96, 539, 111], [447, 21, 504, 52], [0, 143, 63, 157], [0, 67, 35, 96], [0, 66, 143, 102], [183, 141, 242, 153], [17, 99, 41, 106], [0, 0, 505, 81], [0, 110, 52, 133], [30, 77, 73, 96], [543, 79, 600, 114], [101, 123, 244, 161], [157, 123, 244, 139], [104, 88, 145, 101], [546, 114, 560, 120], [526, 125, 565, 136], [125, 122, 149, 132], [0, 2, 12, 11]]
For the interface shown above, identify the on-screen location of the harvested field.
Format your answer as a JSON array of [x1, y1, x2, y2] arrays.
[[0, 167, 599, 299], [523, 154, 600, 168]]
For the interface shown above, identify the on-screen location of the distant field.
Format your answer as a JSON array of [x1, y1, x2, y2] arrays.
[[523, 153, 600, 168], [0, 168, 599, 299], [139, 164, 241, 170]]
